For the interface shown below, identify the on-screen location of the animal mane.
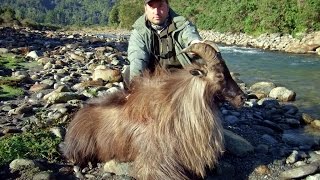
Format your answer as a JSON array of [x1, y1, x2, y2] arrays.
[[123, 66, 224, 178]]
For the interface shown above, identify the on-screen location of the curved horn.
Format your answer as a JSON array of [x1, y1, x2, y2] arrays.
[[203, 40, 221, 53], [180, 42, 221, 66]]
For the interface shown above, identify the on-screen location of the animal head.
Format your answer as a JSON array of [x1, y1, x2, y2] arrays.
[[181, 40, 246, 108]]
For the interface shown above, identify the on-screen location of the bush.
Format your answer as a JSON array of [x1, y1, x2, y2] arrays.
[[108, 2, 120, 26], [0, 7, 16, 23], [0, 131, 61, 166], [118, 0, 144, 29], [168, 0, 320, 35]]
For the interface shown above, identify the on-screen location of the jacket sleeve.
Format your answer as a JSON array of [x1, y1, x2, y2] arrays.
[[181, 21, 202, 47], [127, 29, 150, 81]]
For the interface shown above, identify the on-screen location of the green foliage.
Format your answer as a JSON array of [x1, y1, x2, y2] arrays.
[[0, 84, 24, 99], [0, 0, 114, 26], [0, 131, 61, 166], [0, 54, 33, 99], [108, 2, 120, 26], [0, 53, 24, 69], [168, 0, 320, 35], [0, 7, 15, 23], [1, 0, 319, 34], [117, 0, 144, 29]]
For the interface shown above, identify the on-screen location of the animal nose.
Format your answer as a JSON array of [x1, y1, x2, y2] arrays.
[[241, 94, 248, 102]]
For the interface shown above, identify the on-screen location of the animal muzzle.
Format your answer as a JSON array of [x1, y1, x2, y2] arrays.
[[220, 89, 246, 109]]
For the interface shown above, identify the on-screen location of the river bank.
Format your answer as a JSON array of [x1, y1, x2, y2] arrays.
[[64, 26, 320, 56], [0, 26, 320, 179], [201, 31, 320, 56]]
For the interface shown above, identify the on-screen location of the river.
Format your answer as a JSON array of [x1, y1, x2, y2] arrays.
[[220, 45, 320, 118], [104, 33, 320, 119]]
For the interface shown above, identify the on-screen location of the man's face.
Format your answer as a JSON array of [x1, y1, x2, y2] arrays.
[[145, 0, 169, 25]]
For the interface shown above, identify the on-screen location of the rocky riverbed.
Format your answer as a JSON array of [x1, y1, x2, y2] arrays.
[[200, 31, 320, 56], [0, 26, 320, 180]]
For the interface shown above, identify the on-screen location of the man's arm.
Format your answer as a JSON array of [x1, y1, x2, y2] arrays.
[[127, 29, 150, 81], [181, 21, 202, 46]]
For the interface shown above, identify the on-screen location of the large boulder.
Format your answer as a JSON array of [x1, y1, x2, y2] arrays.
[[26, 51, 40, 60], [223, 129, 254, 157], [9, 159, 37, 172], [249, 82, 276, 99], [0, 48, 9, 54], [316, 47, 320, 56], [92, 67, 122, 83], [269, 87, 296, 102]]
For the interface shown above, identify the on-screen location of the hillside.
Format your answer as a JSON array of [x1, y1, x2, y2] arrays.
[[169, 0, 320, 35], [0, 0, 115, 25], [1, 0, 320, 35]]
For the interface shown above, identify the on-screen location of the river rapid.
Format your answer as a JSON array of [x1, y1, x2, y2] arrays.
[[221, 45, 320, 119]]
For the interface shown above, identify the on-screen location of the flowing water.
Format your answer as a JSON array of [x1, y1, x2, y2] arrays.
[[220, 45, 320, 119]]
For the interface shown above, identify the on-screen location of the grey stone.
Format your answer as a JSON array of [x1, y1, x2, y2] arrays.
[[102, 172, 113, 178], [8, 104, 33, 116], [50, 127, 66, 139], [282, 104, 299, 115], [70, 53, 85, 62], [0, 47, 9, 54], [84, 174, 96, 179], [103, 160, 131, 176], [252, 125, 275, 135], [250, 82, 276, 98], [223, 129, 254, 157], [45, 92, 84, 104], [257, 98, 279, 108], [224, 115, 239, 124], [2, 126, 22, 134], [279, 163, 318, 179], [311, 120, 320, 129], [92, 68, 121, 82], [306, 174, 320, 180], [32, 171, 52, 180], [43, 62, 53, 70], [9, 159, 37, 172], [40, 79, 55, 87], [73, 166, 84, 179], [269, 87, 296, 102], [214, 161, 235, 177], [286, 150, 299, 164], [285, 118, 301, 127], [308, 152, 320, 163], [282, 131, 319, 147], [26, 51, 40, 59], [255, 144, 269, 154], [261, 120, 283, 132], [2, 105, 13, 112], [261, 134, 278, 145]]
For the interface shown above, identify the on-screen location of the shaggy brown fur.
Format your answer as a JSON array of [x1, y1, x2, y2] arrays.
[[63, 42, 245, 180]]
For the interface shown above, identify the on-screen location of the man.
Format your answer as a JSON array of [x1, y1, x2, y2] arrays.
[[124, 0, 202, 84]]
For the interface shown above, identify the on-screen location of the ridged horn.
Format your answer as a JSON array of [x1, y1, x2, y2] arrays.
[[180, 41, 221, 66], [203, 40, 221, 53]]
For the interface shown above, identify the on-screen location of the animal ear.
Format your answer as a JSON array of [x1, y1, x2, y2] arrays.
[[190, 69, 205, 77], [215, 72, 225, 82]]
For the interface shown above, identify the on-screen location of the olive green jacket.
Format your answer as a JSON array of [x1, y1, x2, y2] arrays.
[[127, 8, 202, 81]]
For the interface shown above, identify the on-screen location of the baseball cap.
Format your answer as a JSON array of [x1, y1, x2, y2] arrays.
[[144, 0, 160, 4]]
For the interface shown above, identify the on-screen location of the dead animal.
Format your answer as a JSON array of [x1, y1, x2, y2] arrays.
[[63, 41, 246, 180]]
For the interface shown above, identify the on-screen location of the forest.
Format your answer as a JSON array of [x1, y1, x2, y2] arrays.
[[1, 0, 319, 35], [0, 0, 114, 25]]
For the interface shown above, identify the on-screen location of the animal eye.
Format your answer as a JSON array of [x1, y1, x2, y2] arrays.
[[190, 69, 205, 77]]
